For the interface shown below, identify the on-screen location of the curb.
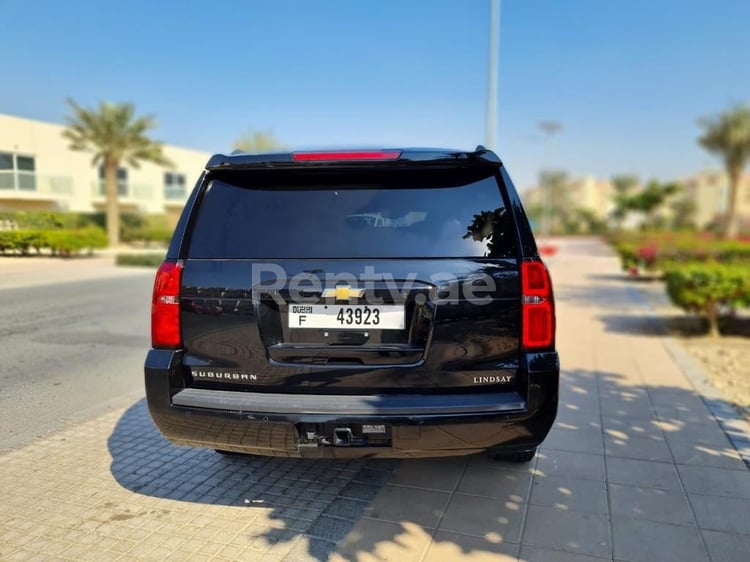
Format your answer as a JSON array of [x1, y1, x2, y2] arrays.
[[663, 339, 750, 469], [626, 284, 750, 469]]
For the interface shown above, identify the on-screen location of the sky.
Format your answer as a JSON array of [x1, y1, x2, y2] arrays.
[[1, 0, 749, 189]]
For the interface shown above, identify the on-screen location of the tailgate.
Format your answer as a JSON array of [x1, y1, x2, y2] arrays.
[[180, 258, 521, 394], [178, 165, 523, 395]]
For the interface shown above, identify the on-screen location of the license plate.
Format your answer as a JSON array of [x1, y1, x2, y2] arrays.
[[288, 304, 404, 330]]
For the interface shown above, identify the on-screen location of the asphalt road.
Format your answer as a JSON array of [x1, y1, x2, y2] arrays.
[[0, 272, 155, 450]]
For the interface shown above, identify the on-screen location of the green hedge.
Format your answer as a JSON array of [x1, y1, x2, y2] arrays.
[[46, 227, 108, 255], [613, 236, 750, 273], [664, 263, 750, 336], [0, 227, 107, 256], [121, 214, 174, 245], [0, 210, 93, 230], [115, 253, 165, 267], [0, 210, 173, 246]]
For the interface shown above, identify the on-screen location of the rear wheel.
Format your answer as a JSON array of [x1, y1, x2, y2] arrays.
[[491, 448, 536, 463]]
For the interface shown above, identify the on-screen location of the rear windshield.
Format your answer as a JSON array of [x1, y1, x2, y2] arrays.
[[188, 170, 517, 259]]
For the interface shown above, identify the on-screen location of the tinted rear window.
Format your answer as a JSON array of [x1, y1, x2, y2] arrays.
[[188, 170, 517, 259]]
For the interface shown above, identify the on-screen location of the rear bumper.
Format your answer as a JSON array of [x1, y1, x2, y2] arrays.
[[145, 350, 559, 459]]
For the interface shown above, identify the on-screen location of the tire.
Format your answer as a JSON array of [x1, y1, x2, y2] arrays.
[[492, 448, 536, 463]]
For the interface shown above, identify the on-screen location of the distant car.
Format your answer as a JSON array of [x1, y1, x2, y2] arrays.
[[145, 147, 558, 462], [346, 213, 389, 227]]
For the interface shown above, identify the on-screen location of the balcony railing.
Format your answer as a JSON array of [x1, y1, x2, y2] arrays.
[[164, 187, 187, 201], [0, 171, 74, 197], [93, 182, 154, 200]]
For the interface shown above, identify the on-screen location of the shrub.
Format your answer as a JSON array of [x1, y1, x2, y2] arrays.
[[0, 210, 173, 245], [0, 210, 173, 253], [0, 230, 47, 255], [120, 214, 173, 246], [664, 263, 750, 336], [614, 242, 637, 270], [613, 233, 750, 274], [116, 253, 165, 267], [77, 226, 109, 250], [0, 210, 96, 230], [45, 227, 108, 256], [44, 230, 85, 256], [0, 227, 107, 257]]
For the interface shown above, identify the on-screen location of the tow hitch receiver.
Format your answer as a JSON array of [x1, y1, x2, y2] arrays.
[[298, 423, 392, 448], [334, 427, 353, 446]]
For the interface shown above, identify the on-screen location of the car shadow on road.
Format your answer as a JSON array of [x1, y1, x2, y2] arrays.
[[107, 367, 749, 560], [586, 272, 662, 284], [107, 398, 402, 558], [599, 311, 750, 338]]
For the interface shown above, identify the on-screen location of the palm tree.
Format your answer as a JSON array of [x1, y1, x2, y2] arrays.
[[63, 99, 172, 247], [698, 104, 750, 239]]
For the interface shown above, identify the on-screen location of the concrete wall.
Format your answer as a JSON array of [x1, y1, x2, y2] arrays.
[[522, 175, 615, 221]]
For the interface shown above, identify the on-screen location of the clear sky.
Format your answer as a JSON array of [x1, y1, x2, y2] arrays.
[[1, 0, 748, 189]]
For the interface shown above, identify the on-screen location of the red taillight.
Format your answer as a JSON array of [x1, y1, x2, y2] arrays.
[[291, 150, 402, 161], [521, 260, 555, 349], [151, 261, 183, 349]]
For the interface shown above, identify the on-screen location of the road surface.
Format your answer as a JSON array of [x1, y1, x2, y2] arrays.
[[0, 271, 154, 449]]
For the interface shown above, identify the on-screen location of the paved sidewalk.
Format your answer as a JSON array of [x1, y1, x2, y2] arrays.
[[0, 255, 152, 291], [1, 238, 749, 561]]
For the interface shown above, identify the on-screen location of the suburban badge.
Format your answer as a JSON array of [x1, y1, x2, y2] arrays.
[[191, 370, 257, 382]]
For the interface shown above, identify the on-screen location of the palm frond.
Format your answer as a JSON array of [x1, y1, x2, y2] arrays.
[[61, 98, 172, 168], [698, 104, 750, 174]]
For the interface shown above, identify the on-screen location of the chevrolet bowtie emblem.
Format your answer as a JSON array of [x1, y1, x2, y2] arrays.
[[321, 286, 366, 300]]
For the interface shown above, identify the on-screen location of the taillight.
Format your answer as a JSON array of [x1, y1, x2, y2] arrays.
[[151, 261, 183, 349], [291, 150, 402, 161], [521, 259, 555, 349]]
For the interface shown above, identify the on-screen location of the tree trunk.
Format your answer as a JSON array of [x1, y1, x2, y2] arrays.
[[722, 167, 741, 239], [706, 303, 720, 338], [104, 160, 120, 247]]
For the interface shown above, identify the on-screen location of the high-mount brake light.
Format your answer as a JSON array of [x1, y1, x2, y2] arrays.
[[291, 150, 402, 161], [151, 261, 183, 349], [521, 260, 555, 349]]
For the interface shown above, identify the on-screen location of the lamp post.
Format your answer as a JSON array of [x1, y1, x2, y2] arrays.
[[538, 120, 562, 236], [485, 0, 501, 149]]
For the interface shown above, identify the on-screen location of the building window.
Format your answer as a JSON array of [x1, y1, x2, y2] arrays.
[[98, 166, 128, 197], [164, 172, 186, 200], [0, 152, 37, 191]]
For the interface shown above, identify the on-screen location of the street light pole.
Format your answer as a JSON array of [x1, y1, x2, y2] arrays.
[[538, 120, 562, 236], [485, 0, 501, 149]]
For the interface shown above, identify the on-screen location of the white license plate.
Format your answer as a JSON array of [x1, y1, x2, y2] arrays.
[[288, 304, 404, 330]]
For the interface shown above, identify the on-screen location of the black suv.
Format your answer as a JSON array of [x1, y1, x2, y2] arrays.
[[145, 148, 559, 461]]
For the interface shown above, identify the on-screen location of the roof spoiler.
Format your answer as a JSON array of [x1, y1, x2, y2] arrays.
[[205, 148, 502, 171]]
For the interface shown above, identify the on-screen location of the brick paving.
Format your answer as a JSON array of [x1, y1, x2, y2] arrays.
[[1, 238, 749, 561]]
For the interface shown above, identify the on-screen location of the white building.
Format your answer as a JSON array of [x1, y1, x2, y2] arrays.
[[0, 113, 211, 225], [522, 175, 615, 220], [682, 169, 750, 230]]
